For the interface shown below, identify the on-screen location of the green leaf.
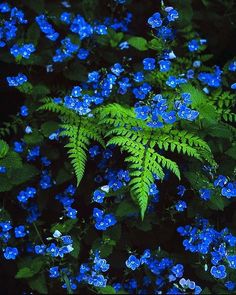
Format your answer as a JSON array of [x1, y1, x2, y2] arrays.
[[199, 104, 218, 124], [41, 121, 59, 137], [0, 175, 13, 192], [128, 37, 148, 51], [17, 82, 33, 94], [208, 194, 227, 211], [23, 0, 44, 13], [0, 151, 22, 170], [26, 23, 41, 45], [63, 62, 87, 82], [50, 219, 78, 234], [32, 85, 50, 97], [56, 168, 72, 184], [10, 164, 39, 185], [108, 30, 124, 47], [28, 274, 48, 294], [97, 286, 116, 294], [0, 139, 9, 158], [70, 237, 80, 258], [225, 146, 236, 159], [173, 0, 193, 27], [23, 131, 44, 145], [116, 200, 138, 217], [99, 244, 113, 257], [206, 124, 233, 138], [15, 267, 35, 279], [148, 38, 163, 51]]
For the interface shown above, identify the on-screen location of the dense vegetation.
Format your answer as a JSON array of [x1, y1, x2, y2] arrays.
[[0, 0, 235, 294]]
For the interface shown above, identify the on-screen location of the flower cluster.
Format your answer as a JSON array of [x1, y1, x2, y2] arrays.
[[178, 217, 236, 285], [55, 185, 78, 219], [6, 73, 28, 87], [10, 43, 35, 59], [122, 249, 202, 294], [0, 3, 27, 47]]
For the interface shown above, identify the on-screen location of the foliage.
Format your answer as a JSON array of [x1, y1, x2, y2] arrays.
[[0, 0, 236, 294]]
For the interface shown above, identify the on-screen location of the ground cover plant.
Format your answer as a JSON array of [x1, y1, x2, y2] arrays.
[[0, 0, 236, 293]]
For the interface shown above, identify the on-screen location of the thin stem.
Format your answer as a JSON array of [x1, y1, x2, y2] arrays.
[[63, 274, 73, 295], [33, 222, 45, 245]]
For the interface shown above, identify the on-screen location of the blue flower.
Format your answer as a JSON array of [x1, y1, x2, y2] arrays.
[[143, 58, 156, 71], [162, 111, 176, 124], [93, 190, 106, 203], [125, 255, 140, 270], [4, 247, 19, 260], [94, 25, 107, 35], [15, 225, 27, 238], [175, 201, 187, 212], [49, 266, 60, 278], [135, 105, 151, 120], [13, 141, 24, 153], [157, 26, 174, 41], [199, 188, 211, 201], [77, 48, 89, 60], [17, 187, 37, 203], [159, 60, 171, 72], [177, 185, 186, 197], [88, 71, 100, 83], [60, 12, 71, 24], [179, 278, 195, 290], [148, 12, 162, 28], [225, 281, 236, 291], [20, 105, 28, 117], [227, 255, 236, 269], [36, 15, 59, 41], [228, 61, 236, 72], [221, 183, 236, 198], [111, 63, 124, 76], [35, 245, 46, 254], [210, 265, 227, 279], [71, 86, 82, 97], [61, 235, 73, 245], [0, 3, 10, 13], [46, 243, 59, 257], [166, 8, 179, 22], [7, 73, 27, 86], [231, 82, 236, 90], [171, 264, 184, 278], [66, 207, 77, 219], [0, 166, 7, 174], [149, 183, 159, 196], [188, 39, 199, 52], [214, 175, 228, 188], [133, 72, 144, 82], [10, 43, 35, 59], [119, 41, 129, 50], [181, 93, 192, 105], [0, 221, 12, 232]]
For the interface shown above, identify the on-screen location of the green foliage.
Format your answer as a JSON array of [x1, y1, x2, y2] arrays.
[[128, 36, 148, 51], [96, 103, 214, 218], [0, 139, 9, 158]]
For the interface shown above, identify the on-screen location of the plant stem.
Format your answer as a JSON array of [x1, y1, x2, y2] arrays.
[[63, 274, 73, 294], [33, 222, 45, 245]]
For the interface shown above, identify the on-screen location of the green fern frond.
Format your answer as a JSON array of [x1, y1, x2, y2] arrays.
[[38, 98, 79, 124], [61, 118, 104, 186], [102, 103, 214, 217], [0, 116, 22, 137], [210, 91, 235, 122], [40, 100, 105, 186], [0, 139, 9, 158]]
